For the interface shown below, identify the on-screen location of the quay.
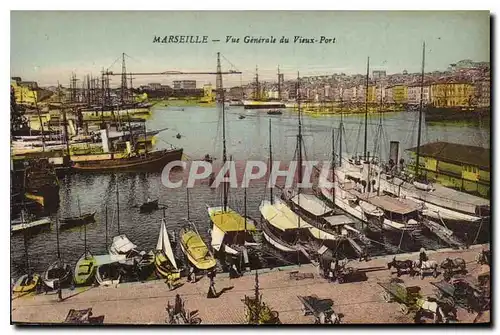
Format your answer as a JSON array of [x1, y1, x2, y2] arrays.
[[12, 244, 489, 325]]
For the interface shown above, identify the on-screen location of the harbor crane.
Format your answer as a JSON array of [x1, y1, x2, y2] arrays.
[[103, 70, 242, 76], [103, 52, 241, 102]]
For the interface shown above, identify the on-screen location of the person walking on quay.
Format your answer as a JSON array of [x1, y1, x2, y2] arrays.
[[207, 269, 217, 299], [187, 266, 196, 283], [55, 279, 63, 302], [419, 248, 428, 268]]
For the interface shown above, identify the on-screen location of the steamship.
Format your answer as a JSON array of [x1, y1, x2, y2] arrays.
[[71, 126, 183, 173]]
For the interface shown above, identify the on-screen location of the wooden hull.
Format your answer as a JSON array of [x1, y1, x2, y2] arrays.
[[43, 261, 73, 289], [140, 200, 159, 213], [72, 148, 183, 173], [13, 274, 40, 293], [60, 212, 96, 229], [179, 227, 217, 271], [260, 219, 299, 254], [73, 252, 97, 286], [154, 252, 181, 280]]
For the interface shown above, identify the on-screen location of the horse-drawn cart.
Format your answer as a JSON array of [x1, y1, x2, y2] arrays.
[[431, 276, 489, 314], [297, 295, 340, 324], [378, 278, 455, 323], [378, 279, 422, 315]]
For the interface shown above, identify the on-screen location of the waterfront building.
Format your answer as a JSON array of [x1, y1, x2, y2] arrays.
[[430, 81, 475, 108], [149, 83, 162, 90], [407, 141, 490, 198], [390, 85, 408, 104], [473, 79, 490, 108], [173, 80, 197, 90], [11, 78, 51, 106], [202, 84, 215, 102], [385, 86, 393, 103], [407, 84, 430, 105], [367, 85, 377, 103]]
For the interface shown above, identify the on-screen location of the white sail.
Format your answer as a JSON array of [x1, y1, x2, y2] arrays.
[[110, 234, 137, 254], [157, 219, 177, 269]]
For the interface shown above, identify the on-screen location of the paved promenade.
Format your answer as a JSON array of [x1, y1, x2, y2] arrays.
[[12, 244, 490, 325]]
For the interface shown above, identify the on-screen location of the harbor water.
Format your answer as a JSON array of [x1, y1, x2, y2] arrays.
[[10, 105, 490, 278]]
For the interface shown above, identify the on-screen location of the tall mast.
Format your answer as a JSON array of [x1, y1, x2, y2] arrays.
[[339, 97, 343, 166], [87, 75, 91, 105], [415, 42, 426, 178], [24, 230, 30, 278], [268, 118, 273, 204], [297, 72, 303, 187], [105, 205, 108, 248], [363, 57, 370, 161], [296, 72, 302, 231], [186, 188, 191, 220], [62, 105, 70, 159], [129, 72, 133, 104], [217, 52, 228, 211], [255, 66, 260, 100], [277, 66, 281, 100], [116, 181, 120, 234], [121, 52, 127, 105], [331, 128, 335, 206], [244, 185, 247, 232], [56, 216, 60, 260], [33, 97, 45, 152]]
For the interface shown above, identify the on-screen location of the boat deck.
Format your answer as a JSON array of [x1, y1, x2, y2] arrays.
[[425, 183, 489, 207]]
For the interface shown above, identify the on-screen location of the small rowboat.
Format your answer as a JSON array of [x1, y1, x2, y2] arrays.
[[139, 200, 159, 213], [180, 225, 216, 271], [413, 181, 434, 191], [13, 274, 40, 293], [60, 212, 96, 228], [42, 260, 73, 289], [74, 251, 97, 286], [267, 109, 283, 115]]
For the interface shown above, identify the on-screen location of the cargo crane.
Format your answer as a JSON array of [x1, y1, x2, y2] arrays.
[[102, 53, 242, 102]]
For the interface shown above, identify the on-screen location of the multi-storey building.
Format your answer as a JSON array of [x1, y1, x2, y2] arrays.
[[473, 79, 490, 108], [173, 80, 197, 90], [430, 81, 475, 108], [407, 84, 430, 105]]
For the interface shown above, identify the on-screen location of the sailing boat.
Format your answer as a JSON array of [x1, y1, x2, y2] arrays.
[[180, 224, 217, 271], [374, 43, 489, 223], [13, 226, 41, 293], [73, 217, 97, 286], [95, 205, 135, 286], [207, 52, 258, 263], [108, 183, 155, 274], [72, 55, 183, 173], [181, 189, 216, 271], [279, 74, 345, 245], [154, 218, 181, 280], [60, 197, 96, 229], [259, 119, 315, 258], [42, 217, 72, 289]]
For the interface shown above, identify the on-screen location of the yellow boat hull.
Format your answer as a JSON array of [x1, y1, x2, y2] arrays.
[[13, 274, 40, 293], [180, 228, 217, 270], [154, 253, 181, 280], [25, 193, 44, 207]]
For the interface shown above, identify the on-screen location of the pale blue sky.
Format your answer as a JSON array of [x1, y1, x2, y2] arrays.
[[11, 11, 490, 87]]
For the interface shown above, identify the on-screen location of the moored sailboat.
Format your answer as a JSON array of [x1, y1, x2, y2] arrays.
[[13, 229, 41, 293], [73, 220, 97, 286], [207, 53, 259, 266], [154, 219, 181, 280], [43, 217, 72, 289], [179, 223, 216, 271]]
